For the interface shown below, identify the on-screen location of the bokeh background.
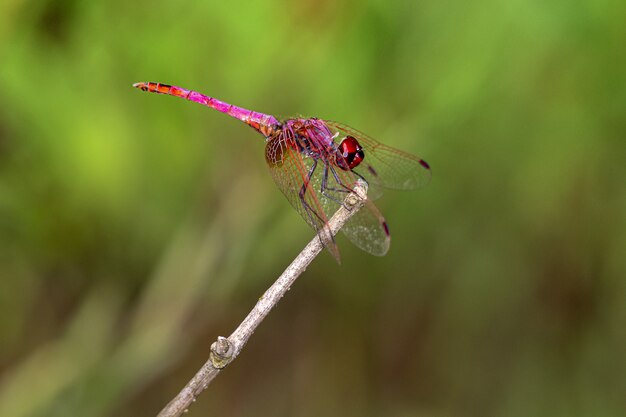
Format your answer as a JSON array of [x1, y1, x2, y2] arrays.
[[1, 1, 625, 416]]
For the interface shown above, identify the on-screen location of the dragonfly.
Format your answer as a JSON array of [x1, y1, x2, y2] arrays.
[[133, 82, 431, 262]]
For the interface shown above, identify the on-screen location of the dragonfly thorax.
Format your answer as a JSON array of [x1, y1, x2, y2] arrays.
[[283, 118, 336, 158]]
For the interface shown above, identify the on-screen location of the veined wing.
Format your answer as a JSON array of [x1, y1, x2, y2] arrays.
[[265, 127, 392, 259], [325, 121, 431, 191], [317, 159, 390, 256], [265, 133, 340, 262], [265, 132, 390, 258]]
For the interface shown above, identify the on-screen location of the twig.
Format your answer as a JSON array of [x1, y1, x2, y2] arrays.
[[156, 180, 369, 417]]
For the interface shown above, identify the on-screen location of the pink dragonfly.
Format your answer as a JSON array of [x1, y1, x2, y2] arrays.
[[133, 82, 430, 262]]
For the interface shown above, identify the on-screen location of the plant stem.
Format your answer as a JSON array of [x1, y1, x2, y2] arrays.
[[156, 180, 369, 417]]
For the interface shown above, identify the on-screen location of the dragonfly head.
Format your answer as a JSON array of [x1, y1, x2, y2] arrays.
[[337, 136, 364, 170]]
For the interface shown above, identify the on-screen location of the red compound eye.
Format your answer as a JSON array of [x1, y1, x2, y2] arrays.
[[337, 136, 365, 170]]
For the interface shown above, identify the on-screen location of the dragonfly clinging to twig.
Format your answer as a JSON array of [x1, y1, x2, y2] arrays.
[[133, 82, 431, 262]]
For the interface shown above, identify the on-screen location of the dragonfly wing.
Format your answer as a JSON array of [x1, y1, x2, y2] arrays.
[[266, 128, 393, 259], [265, 135, 341, 262], [315, 160, 391, 256], [340, 199, 390, 256], [325, 121, 432, 191]]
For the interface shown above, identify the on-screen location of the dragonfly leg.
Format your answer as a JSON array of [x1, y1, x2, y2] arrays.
[[298, 159, 326, 227], [296, 158, 343, 261], [323, 164, 369, 210], [298, 159, 337, 249], [320, 162, 350, 207], [349, 168, 370, 186]]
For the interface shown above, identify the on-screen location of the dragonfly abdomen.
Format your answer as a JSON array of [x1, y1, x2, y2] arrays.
[[133, 82, 280, 137]]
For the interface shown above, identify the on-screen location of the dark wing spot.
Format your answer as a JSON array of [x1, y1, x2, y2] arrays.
[[367, 165, 378, 177], [419, 159, 430, 169], [382, 221, 390, 237]]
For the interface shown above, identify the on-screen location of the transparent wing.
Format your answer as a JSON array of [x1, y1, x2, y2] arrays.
[[342, 197, 390, 256], [265, 134, 341, 262], [266, 132, 390, 258], [325, 121, 432, 191], [321, 162, 390, 256]]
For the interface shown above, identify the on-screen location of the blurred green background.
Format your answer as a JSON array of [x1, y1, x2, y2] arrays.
[[1, 0, 624, 416]]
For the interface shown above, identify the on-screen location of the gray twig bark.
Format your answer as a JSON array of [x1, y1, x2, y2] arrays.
[[157, 180, 369, 417]]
